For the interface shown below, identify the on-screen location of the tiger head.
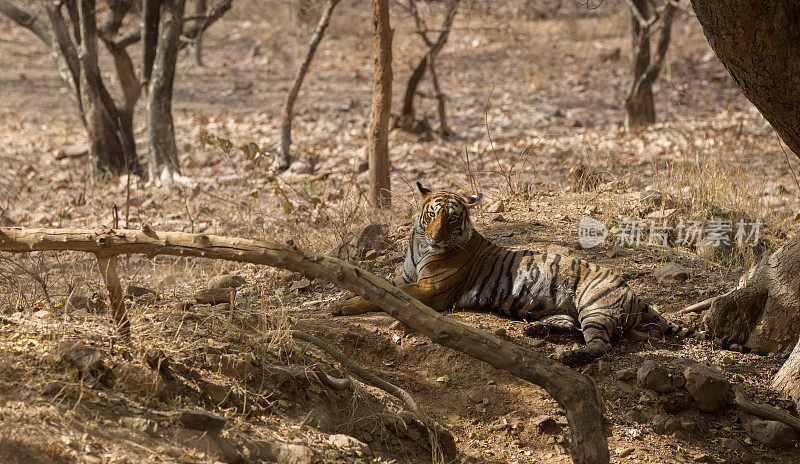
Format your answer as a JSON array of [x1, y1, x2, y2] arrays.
[[415, 182, 483, 249]]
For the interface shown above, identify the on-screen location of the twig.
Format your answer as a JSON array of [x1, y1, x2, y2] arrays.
[[678, 295, 717, 314], [290, 329, 456, 458]]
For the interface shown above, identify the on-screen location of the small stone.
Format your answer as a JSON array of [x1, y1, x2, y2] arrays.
[[245, 440, 314, 464], [126, 285, 158, 299], [328, 434, 368, 452], [120, 416, 159, 435], [615, 368, 637, 381], [80, 455, 102, 464], [41, 381, 64, 397], [194, 288, 235, 305], [683, 363, 731, 412], [178, 409, 226, 432], [654, 262, 690, 284], [680, 418, 700, 434], [59, 340, 103, 372], [207, 274, 247, 289], [468, 392, 483, 403], [637, 360, 674, 393], [289, 278, 312, 292], [491, 214, 505, 222], [32, 309, 51, 319], [741, 412, 799, 448], [652, 414, 679, 434], [615, 446, 634, 457], [596, 360, 611, 376], [485, 200, 505, 213]]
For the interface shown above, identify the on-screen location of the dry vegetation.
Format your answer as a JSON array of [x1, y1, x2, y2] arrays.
[[1, 1, 800, 463]]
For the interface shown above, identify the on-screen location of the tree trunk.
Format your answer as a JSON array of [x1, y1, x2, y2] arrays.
[[192, 0, 207, 66], [146, 0, 185, 184], [690, 1, 800, 157], [141, 0, 160, 85], [0, 226, 610, 464], [700, 232, 800, 354], [276, 0, 340, 171], [773, 339, 800, 411], [368, 0, 393, 208], [624, 0, 655, 127]]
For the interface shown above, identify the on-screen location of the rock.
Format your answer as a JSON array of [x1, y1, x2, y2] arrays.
[[659, 391, 692, 414], [722, 438, 753, 464], [546, 244, 570, 256], [615, 368, 637, 381], [177, 409, 227, 432], [328, 434, 369, 452], [654, 262, 690, 284], [208, 274, 247, 289], [637, 360, 674, 393], [59, 340, 103, 372], [468, 391, 483, 403], [40, 381, 64, 397], [531, 415, 562, 435], [32, 309, 51, 319], [741, 413, 799, 448], [80, 455, 102, 464], [126, 285, 158, 300], [53, 143, 89, 160], [200, 380, 230, 405], [485, 200, 505, 213], [640, 189, 663, 206], [680, 418, 701, 434], [175, 429, 242, 464], [596, 360, 611, 376], [194, 288, 235, 305], [596, 45, 621, 61], [683, 363, 731, 412], [120, 416, 159, 435], [491, 214, 505, 222], [329, 224, 389, 260], [615, 446, 634, 457], [208, 354, 257, 381], [289, 278, 312, 292], [652, 414, 679, 434], [245, 440, 313, 464]]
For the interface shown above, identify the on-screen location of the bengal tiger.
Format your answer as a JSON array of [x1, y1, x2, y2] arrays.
[[333, 183, 789, 366]]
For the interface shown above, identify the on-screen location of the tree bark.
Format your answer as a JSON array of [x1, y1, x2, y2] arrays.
[[0, 227, 609, 464], [624, 0, 655, 127], [773, 339, 800, 411], [141, 0, 161, 85], [368, 0, 393, 208], [146, 0, 185, 184], [690, 1, 800, 157], [192, 0, 207, 66], [276, 0, 340, 170]]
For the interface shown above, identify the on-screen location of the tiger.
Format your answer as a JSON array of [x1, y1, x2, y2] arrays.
[[333, 183, 790, 366]]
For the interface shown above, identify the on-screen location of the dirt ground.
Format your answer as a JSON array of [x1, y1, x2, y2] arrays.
[[1, 1, 799, 463]]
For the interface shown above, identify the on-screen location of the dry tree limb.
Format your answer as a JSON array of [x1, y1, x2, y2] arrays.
[[678, 295, 717, 315], [308, 364, 352, 391], [291, 330, 456, 458], [733, 386, 800, 434], [0, 227, 609, 464]]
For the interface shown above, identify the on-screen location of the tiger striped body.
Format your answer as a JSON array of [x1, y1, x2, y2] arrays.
[[333, 184, 789, 365]]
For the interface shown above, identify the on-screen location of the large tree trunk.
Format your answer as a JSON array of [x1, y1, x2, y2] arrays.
[[368, 0, 393, 208], [146, 0, 185, 184], [690, 1, 800, 157], [773, 339, 800, 412], [700, 232, 800, 354], [276, 0, 340, 171]]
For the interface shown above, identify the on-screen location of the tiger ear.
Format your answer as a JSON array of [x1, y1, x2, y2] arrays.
[[464, 192, 483, 207], [416, 182, 432, 199]]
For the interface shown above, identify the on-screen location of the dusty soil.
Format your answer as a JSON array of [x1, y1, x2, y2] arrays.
[[1, 1, 799, 463]]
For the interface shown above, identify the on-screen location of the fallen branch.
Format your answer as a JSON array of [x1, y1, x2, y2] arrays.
[[291, 329, 455, 459], [678, 295, 717, 315], [0, 227, 609, 464], [733, 385, 800, 434]]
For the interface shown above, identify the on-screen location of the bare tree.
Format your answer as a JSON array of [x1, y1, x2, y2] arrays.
[[396, 0, 459, 137], [0, 0, 141, 177], [623, 0, 675, 128], [0, 0, 231, 180], [144, 0, 186, 185], [275, 0, 340, 171], [368, 0, 393, 208]]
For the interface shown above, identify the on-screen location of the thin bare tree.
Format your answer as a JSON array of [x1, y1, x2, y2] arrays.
[[623, 0, 675, 128], [396, 0, 459, 137], [368, 0, 393, 207], [275, 0, 341, 171]]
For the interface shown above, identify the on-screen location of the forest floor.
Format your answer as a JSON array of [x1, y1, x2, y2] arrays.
[[1, 1, 800, 463]]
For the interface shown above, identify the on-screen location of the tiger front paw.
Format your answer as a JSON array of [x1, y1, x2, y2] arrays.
[[331, 296, 377, 316]]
